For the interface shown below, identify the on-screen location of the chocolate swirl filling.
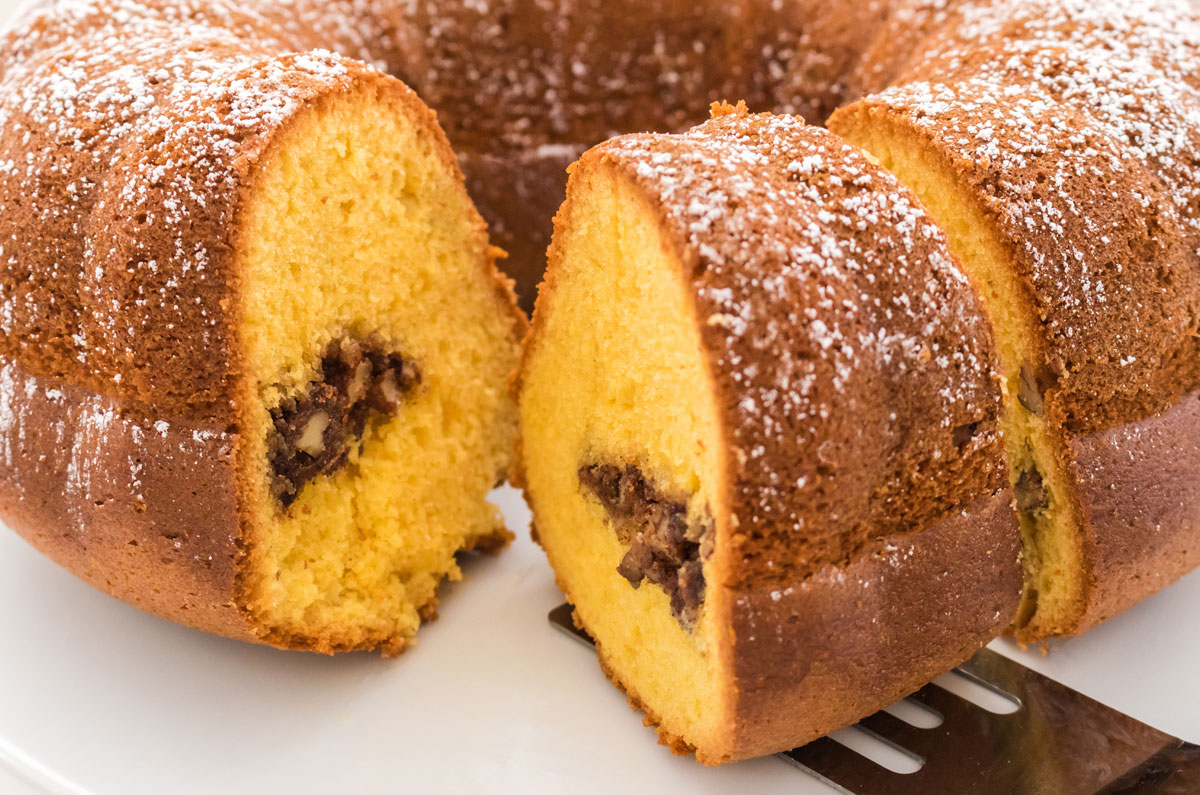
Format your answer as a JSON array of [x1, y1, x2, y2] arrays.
[[578, 463, 713, 631]]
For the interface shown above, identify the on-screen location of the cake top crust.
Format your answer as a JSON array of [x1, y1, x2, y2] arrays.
[[0, 0, 882, 421], [4, 0, 1199, 438]]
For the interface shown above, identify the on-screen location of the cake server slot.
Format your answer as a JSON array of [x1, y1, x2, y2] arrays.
[[547, 603, 1200, 793]]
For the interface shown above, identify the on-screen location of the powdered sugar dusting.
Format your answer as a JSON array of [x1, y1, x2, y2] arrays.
[[861, 0, 1200, 424]]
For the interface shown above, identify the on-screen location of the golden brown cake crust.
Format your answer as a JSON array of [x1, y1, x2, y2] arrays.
[[1069, 388, 1200, 631], [0, 8, 370, 421], [0, 359, 256, 643], [716, 491, 1020, 762], [844, 0, 1200, 435]]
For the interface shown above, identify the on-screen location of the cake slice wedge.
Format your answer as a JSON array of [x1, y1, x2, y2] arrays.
[[830, 1, 1200, 639], [0, 55, 525, 654], [517, 106, 1021, 763]]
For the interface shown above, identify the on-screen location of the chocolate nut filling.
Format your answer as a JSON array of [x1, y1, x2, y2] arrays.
[[577, 463, 713, 631], [268, 335, 420, 507], [1015, 464, 1050, 515]]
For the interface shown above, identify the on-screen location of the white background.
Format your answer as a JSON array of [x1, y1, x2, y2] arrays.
[[1, 0, 1199, 791]]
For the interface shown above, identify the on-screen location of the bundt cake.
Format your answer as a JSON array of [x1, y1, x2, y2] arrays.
[[517, 105, 1022, 762], [3, 0, 1200, 757], [0, 4, 525, 653]]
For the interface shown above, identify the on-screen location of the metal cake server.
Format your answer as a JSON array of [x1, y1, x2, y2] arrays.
[[548, 603, 1200, 793]]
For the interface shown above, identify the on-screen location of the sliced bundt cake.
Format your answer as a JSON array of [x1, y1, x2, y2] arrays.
[[517, 106, 1022, 763], [0, 16, 525, 652]]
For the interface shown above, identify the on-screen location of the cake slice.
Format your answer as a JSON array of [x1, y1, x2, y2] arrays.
[[517, 106, 1021, 763], [829, 0, 1200, 640], [830, 103, 1088, 641], [0, 53, 525, 653]]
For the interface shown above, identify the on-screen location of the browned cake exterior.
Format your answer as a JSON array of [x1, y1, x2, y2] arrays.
[[616, 113, 1015, 584], [519, 108, 1022, 760], [833, 0, 1200, 636], [0, 1, 523, 652], [0, 361, 257, 642]]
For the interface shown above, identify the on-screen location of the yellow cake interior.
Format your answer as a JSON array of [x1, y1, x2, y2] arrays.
[[519, 162, 730, 753], [831, 109, 1084, 639], [236, 83, 521, 651]]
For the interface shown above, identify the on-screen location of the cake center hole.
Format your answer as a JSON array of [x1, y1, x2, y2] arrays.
[[577, 463, 712, 631], [268, 335, 420, 507]]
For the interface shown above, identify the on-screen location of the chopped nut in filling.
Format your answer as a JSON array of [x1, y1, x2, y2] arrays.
[[268, 335, 420, 507], [578, 463, 713, 631], [1015, 464, 1050, 515]]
